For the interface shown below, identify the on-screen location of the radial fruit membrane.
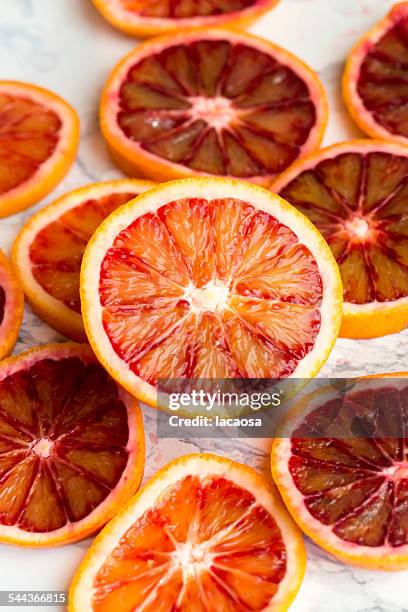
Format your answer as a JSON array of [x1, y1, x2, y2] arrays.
[[344, 2, 408, 142], [0, 81, 79, 218], [30, 192, 143, 313], [101, 30, 327, 184], [272, 378, 408, 569], [273, 141, 408, 338], [99, 198, 323, 380], [0, 95, 60, 193], [279, 148, 408, 305], [0, 344, 144, 546], [81, 180, 342, 407], [93, 475, 286, 610], [69, 454, 306, 611], [289, 438, 408, 549], [12, 181, 156, 341], [0, 356, 127, 530], [116, 0, 263, 18], [0, 288, 5, 325], [92, 0, 280, 37], [0, 250, 24, 360], [118, 41, 315, 176]]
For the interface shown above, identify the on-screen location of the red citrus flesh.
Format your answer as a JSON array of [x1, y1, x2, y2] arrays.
[[103, 30, 327, 184], [0, 93, 62, 198], [276, 144, 408, 307], [0, 345, 142, 544], [0, 250, 24, 360], [92, 474, 287, 610], [92, 0, 280, 38], [29, 191, 141, 314], [287, 385, 408, 549], [356, 5, 408, 139], [0, 287, 5, 327], [119, 42, 315, 176], [119, 0, 262, 18], [99, 196, 324, 382], [0, 82, 79, 219]]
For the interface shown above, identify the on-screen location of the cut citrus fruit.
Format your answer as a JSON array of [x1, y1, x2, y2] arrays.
[[0, 343, 144, 547], [272, 374, 408, 570], [92, 0, 280, 38], [343, 2, 408, 144], [69, 453, 306, 611], [272, 140, 408, 339], [0, 250, 24, 360], [0, 81, 79, 218], [80, 177, 342, 408], [100, 28, 328, 185], [12, 179, 156, 342]]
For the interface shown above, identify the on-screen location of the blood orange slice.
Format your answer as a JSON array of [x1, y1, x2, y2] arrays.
[[272, 374, 408, 570], [0, 343, 144, 547], [343, 2, 408, 144], [272, 140, 408, 339], [80, 178, 342, 408], [0, 81, 79, 218], [12, 179, 156, 342], [69, 453, 306, 611], [0, 250, 24, 360], [92, 0, 280, 38], [100, 28, 328, 185]]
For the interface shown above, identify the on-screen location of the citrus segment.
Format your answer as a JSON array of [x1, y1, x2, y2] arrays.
[[0, 81, 79, 218], [343, 2, 408, 143], [272, 140, 408, 338], [272, 375, 408, 569], [69, 454, 306, 611], [12, 180, 156, 341], [0, 250, 24, 360], [0, 343, 144, 546], [81, 178, 342, 407], [101, 29, 328, 185], [92, 0, 280, 38]]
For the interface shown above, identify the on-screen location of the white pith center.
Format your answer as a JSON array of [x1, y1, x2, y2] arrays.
[[32, 438, 54, 458], [184, 280, 229, 313], [189, 96, 235, 130], [172, 541, 213, 577], [383, 463, 408, 480], [344, 216, 370, 240]]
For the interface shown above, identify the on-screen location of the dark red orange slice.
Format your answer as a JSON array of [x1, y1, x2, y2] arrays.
[[272, 374, 408, 569], [12, 180, 156, 342], [69, 454, 306, 611], [0, 343, 144, 546], [272, 140, 408, 339], [0, 250, 24, 360], [0, 81, 79, 218], [81, 178, 342, 408], [101, 29, 328, 185], [344, 2, 408, 144], [92, 0, 281, 38]]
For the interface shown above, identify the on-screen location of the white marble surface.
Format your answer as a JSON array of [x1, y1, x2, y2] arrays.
[[1, 0, 408, 610]]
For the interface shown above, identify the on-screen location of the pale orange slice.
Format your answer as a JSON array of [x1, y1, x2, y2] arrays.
[[0, 343, 144, 547], [12, 179, 156, 342], [272, 140, 408, 339], [100, 28, 328, 185], [0, 81, 79, 218], [0, 250, 24, 360], [80, 177, 342, 408], [69, 453, 306, 611], [272, 373, 408, 570], [343, 2, 408, 144], [92, 0, 280, 38]]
